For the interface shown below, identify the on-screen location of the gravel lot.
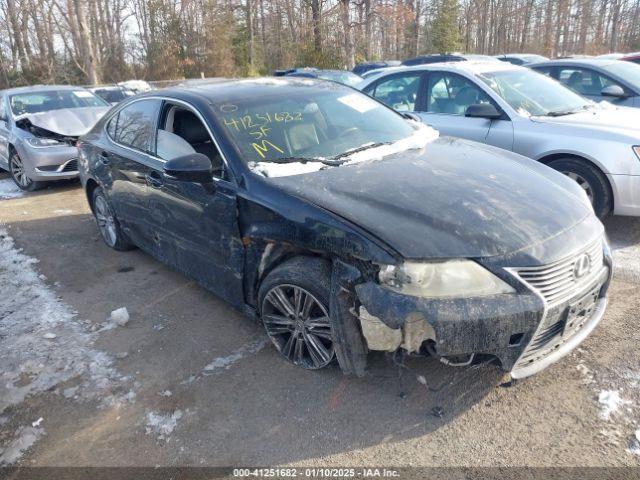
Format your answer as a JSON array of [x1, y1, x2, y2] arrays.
[[1, 174, 639, 469]]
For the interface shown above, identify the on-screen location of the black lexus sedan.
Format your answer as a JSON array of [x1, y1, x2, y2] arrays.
[[77, 78, 612, 379]]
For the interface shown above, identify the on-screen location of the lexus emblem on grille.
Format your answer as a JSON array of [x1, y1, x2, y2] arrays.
[[573, 254, 591, 279]]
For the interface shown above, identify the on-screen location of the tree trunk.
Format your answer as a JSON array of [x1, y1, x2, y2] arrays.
[[73, 0, 100, 84], [340, 0, 355, 69], [310, 0, 322, 53]]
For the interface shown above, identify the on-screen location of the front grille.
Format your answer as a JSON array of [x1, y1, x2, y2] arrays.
[[512, 238, 603, 306], [60, 159, 78, 172]]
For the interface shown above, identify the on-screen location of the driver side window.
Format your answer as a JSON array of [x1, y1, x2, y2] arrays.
[[367, 73, 420, 112], [158, 104, 225, 179], [558, 67, 623, 96], [425, 72, 492, 115]]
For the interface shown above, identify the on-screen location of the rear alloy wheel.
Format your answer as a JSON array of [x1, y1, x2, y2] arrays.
[[92, 187, 134, 251], [548, 158, 612, 219], [259, 258, 335, 370], [9, 152, 44, 191]]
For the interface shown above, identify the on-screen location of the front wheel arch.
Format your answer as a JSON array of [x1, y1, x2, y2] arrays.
[[538, 153, 614, 218]]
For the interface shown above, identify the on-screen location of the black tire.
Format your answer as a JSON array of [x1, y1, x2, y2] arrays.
[[258, 257, 336, 370], [9, 151, 46, 191], [548, 158, 612, 219], [92, 187, 134, 251]]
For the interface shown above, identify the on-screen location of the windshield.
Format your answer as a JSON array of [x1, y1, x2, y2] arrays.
[[215, 88, 434, 177], [601, 61, 640, 91], [479, 69, 591, 116], [93, 88, 127, 103], [316, 71, 362, 87], [10, 90, 107, 116]]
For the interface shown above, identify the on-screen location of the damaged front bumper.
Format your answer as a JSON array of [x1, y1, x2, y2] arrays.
[[17, 143, 79, 181], [354, 250, 612, 378]]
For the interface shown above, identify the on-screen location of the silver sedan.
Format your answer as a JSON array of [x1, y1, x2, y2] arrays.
[[529, 58, 640, 107], [358, 62, 640, 218], [0, 85, 110, 191]]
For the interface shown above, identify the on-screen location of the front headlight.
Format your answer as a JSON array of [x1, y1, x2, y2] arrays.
[[378, 260, 515, 298], [26, 137, 63, 148], [633, 146, 640, 161]]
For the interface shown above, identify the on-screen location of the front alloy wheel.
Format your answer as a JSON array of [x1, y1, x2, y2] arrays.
[[261, 284, 334, 369], [9, 152, 42, 191], [563, 171, 594, 204]]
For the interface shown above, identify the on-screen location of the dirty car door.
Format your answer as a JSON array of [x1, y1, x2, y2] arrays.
[[99, 98, 162, 252], [147, 103, 244, 307]]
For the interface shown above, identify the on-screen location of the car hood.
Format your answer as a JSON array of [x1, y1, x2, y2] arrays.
[[17, 107, 110, 137], [530, 104, 640, 139], [268, 137, 592, 260]]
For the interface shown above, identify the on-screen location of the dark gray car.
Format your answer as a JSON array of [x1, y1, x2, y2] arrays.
[[0, 85, 110, 191], [530, 58, 640, 107]]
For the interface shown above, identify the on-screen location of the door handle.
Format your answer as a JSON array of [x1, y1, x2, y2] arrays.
[[98, 151, 110, 165], [145, 170, 164, 188]]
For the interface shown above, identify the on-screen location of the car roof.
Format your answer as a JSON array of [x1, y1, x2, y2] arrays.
[[2, 85, 89, 95], [364, 60, 523, 79], [529, 58, 620, 68], [141, 77, 353, 104]]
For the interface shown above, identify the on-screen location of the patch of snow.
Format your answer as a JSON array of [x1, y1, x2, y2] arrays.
[[343, 123, 439, 166], [31, 417, 43, 428], [42, 332, 57, 339], [53, 209, 73, 215], [0, 426, 43, 465], [203, 339, 268, 374], [158, 390, 172, 397], [599, 390, 632, 421], [63, 387, 78, 398], [109, 307, 129, 326], [180, 375, 197, 385], [248, 161, 324, 178], [145, 410, 183, 440], [0, 228, 129, 415], [0, 178, 24, 200], [248, 123, 439, 178]]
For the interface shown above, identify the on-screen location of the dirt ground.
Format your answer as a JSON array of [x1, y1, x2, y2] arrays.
[[1, 173, 639, 469]]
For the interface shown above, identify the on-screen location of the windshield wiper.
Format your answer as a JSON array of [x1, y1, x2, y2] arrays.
[[544, 105, 589, 117], [331, 141, 392, 160], [254, 156, 347, 166]]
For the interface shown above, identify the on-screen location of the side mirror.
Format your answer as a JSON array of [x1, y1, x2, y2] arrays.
[[601, 85, 627, 98], [465, 103, 502, 119], [164, 153, 212, 183]]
